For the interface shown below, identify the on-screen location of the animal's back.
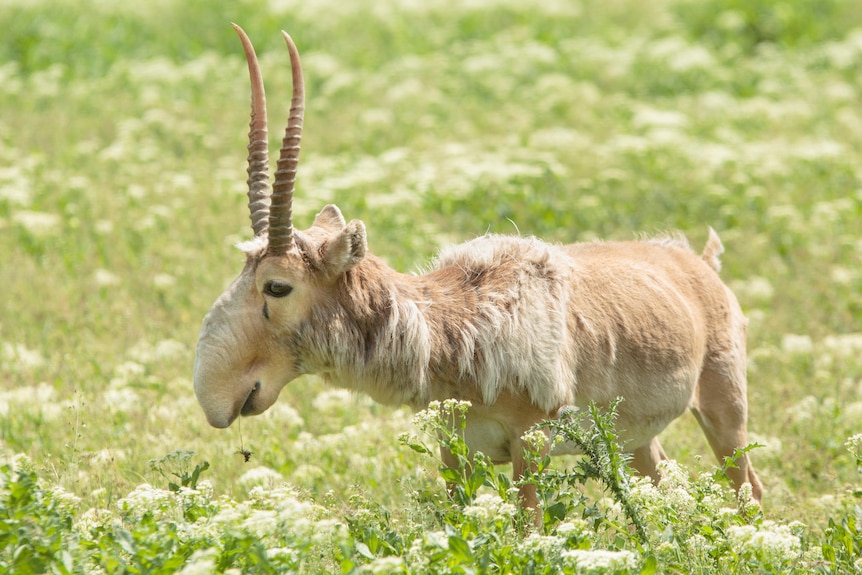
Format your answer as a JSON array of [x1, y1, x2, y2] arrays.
[[558, 236, 744, 446]]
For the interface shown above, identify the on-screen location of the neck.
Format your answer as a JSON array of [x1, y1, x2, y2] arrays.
[[299, 236, 574, 415], [295, 255, 434, 407]]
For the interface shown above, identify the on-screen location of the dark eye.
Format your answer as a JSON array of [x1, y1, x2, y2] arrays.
[[263, 280, 293, 298]]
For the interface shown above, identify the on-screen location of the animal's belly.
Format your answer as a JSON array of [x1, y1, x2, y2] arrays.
[[464, 415, 513, 464]]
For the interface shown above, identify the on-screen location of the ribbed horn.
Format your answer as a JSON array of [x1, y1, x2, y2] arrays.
[[267, 30, 304, 255], [233, 23, 271, 238]]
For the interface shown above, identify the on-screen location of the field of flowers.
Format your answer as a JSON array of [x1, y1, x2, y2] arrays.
[[1, 0, 861, 572]]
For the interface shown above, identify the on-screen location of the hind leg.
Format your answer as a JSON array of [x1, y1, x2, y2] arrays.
[[691, 366, 763, 503], [631, 437, 669, 483]]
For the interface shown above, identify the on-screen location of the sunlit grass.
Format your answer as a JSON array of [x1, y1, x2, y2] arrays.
[[1, 0, 861, 572]]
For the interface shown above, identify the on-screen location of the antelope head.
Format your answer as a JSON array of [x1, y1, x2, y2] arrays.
[[194, 25, 367, 428]]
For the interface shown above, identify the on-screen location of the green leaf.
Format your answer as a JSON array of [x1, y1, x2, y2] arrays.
[[466, 467, 487, 496], [404, 441, 431, 455], [545, 501, 568, 523], [639, 555, 658, 575], [448, 535, 473, 563], [355, 541, 374, 560], [438, 467, 463, 486]]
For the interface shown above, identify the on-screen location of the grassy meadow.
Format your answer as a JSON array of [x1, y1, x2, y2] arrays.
[[1, 0, 861, 572]]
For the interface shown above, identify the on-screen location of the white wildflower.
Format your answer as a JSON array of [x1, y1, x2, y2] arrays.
[[0, 383, 56, 418], [813, 493, 841, 512], [262, 401, 305, 428], [175, 485, 211, 512], [786, 395, 818, 423], [178, 549, 218, 575], [292, 463, 326, 484], [104, 387, 140, 412], [117, 483, 175, 518], [213, 504, 243, 526], [11, 453, 35, 473], [266, 547, 297, 564], [518, 533, 566, 556], [243, 508, 278, 538], [846, 434, 862, 468], [94, 219, 114, 235], [153, 273, 176, 289], [730, 276, 774, 304], [556, 520, 590, 539], [12, 210, 60, 236], [360, 556, 406, 574], [196, 479, 214, 500], [273, 487, 318, 526], [736, 482, 761, 518], [748, 434, 782, 459], [687, 533, 712, 554], [311, 388, 354, 413], [822, 333, 862, 357], [412, 400, 471, 433], [728, 520, 802, 562], [441, 398, 471, 414], [781, 334, 813, 355], [0, 179, 31, 206], [521, 428, 549, 453], [562, 548, 638, 572], [629, 476, 661, 507], [312, 518, 347, 544], [406, 536, 431, 571], [463, 492, 517, 523], [530, 126, 589, 151], [153, 339, 186, 361], [76, 507, 115, 535], [110, 361, 146, 387], [656, 460, 696, 512], [238, 466, 284, 490], [1, 342, 45, 370], [48, 484, 81, 512], [831, 266, 856, 285], [633, 105, 689, 130], [93, 269, 121, 288]]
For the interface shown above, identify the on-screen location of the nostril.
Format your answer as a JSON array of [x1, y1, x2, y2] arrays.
[[241, 381, 261, 416]]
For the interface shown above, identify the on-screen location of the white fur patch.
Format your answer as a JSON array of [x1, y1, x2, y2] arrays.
[[235, 235, 268, 256]]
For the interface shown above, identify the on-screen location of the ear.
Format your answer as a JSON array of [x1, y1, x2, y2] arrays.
[[312, 204, 347, 232], [320, 219, 367, 276]]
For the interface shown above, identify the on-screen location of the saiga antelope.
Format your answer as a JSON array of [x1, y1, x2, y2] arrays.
[[193, 25, 763, 509]]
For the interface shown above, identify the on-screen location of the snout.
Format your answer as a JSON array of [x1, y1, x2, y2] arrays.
[[193, 370, 258, 428], [203, 409, 236, 429], [194, 347, 282, 427], [193, 344, 247, 428], [192, 285, 291, 427]]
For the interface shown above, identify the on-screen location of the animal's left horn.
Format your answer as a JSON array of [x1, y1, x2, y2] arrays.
[[267, 31, 304, 256], [232, 23, 271, 238]]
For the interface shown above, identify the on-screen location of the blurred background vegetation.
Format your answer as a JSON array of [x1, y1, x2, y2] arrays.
[[0, 0, 861, 535]]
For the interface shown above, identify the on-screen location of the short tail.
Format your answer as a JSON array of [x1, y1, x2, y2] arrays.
[[701, 227, 724, 273]]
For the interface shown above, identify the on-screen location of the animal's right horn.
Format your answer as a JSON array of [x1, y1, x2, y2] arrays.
[[266, 31, 304, 256], [233, 23, 271, 238]]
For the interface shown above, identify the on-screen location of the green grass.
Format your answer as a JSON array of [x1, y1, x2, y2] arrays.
[[1, 0, 861, 572]]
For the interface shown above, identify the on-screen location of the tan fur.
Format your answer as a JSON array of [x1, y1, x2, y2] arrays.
[[193, 30, 762, 510], [195, 209, 762, 506]]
